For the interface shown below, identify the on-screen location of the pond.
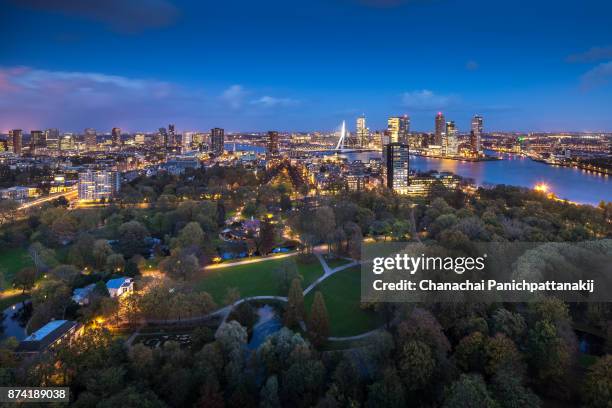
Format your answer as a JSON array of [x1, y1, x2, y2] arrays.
[[0, 302, 29, 342], [247, 305, 282, 350]]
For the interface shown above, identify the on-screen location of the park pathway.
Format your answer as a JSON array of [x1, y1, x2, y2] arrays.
[[127, 252, 385, 344]]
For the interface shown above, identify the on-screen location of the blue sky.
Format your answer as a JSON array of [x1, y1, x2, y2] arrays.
[[1, 0, 612, 133]]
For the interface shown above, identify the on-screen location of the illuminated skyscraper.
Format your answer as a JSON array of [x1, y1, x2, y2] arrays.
[[435, 112, 445, 146], [84, 128, 97, 151], [159, 127, 168, 148], [78, 170, 121, 201], [471, 115, 483, 153], [382, 142, 409, 194], [111, 127, 121, 147], [356, 116, 369, 148], [211, 127, 225, 155], [45, 129, 59, 152], [387, 116, 408, 144], [267, 130, 279, 156], [445, 121, 458, 156], [30, 130, 44, 154], [10, 129, 22, 155], [168, 124, 176, 146]]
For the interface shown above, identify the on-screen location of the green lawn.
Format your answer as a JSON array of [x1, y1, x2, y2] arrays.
[[195, 256, 324, 304], [324, 256, 354, 270], [305, 266, 383, 337], [0, 248, 34, 288]]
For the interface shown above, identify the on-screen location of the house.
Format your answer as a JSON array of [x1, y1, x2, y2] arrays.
[[16, 320, 82, 355], [72, 283, 96, 305], [106, 277, 134, 298]]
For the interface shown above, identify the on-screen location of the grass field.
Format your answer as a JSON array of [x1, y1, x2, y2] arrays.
[[195, 255, 324, 304], [323, 256, 354, 270], [0, 248, 34, 288], [305, 266, 383, 337]]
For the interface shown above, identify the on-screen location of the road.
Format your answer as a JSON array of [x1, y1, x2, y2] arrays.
[[18, 189, 78, 210]]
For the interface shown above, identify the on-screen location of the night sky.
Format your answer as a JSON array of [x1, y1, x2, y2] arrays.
[[1, 0, 612, 133]]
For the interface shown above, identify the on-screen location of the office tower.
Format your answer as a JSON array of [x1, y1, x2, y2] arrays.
[[444, 121, 458, 156], [471, 115, 483, 153], [168, 124, 176, 146], [134, 134, 146, 145], [45, 129, 59, 152], [211, 127, 225, 155], [356, 116, 369, 148], [78, 170, 121, 201], [435, 112, 445, 146], [9, 129, 23, 155], [84, 128, 97, 151], [398, 115, 410, 144], [267, 130, 279, 156], [182, 132, 193, 152], [387, 117, 400, 143], [60, 133, 75, 151], [158, 127, 168, 148], [111, 127, 121, 147], [30, 130, 44, 154], [382, 142, 409, 194]]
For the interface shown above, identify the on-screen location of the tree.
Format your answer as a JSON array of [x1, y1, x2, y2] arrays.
[[526, 320, 571, 387], [399, 340, 435, 392], [0, 199, 19, 225], [49, 264, 79, 285], [284, 278, 305, 328], [275, 259, 300, 294], [484, 334, 523, 377], [260, 375, 281, 408], [454, 332, 487, 373], [443, 374, 498, 408], [117, 220, 149, 258], [13, 267, 37, 294], [174, 221, 205, 250], [491, 308, 526, 343], [490, 369, 540, 408], [583, 355, 612, 408], [308, 291, 330, 347], [258, 220, 276, 255], [366, 368, 406, 408], [92, 240, 114, 270], [159, 253, 199, 281], [105, 254, 126, 275]]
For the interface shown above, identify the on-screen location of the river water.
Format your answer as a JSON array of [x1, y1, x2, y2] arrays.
[[226, 143, 611, 205]]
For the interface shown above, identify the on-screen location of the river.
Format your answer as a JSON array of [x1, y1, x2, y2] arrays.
[[226, 143, 612, 205]]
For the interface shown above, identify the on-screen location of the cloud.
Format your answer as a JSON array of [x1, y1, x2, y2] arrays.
[[566, 46, 612, 63], [465, 60, 479, 71], [400, 89, 457, 110], [221, 85, 248, 109], [10, 0, 180, 33], [251, 96, 300, 108], [0, 67, 302, 131], [580, 61, 612, 90]]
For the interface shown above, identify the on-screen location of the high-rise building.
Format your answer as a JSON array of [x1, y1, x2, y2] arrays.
[[84, 128, 97, 151], [10, 129, 22, 155], [382, 142, 409, 194], [435, 112, 445, 146], [134, 134, 146, 145], [471, 115, 483, 153], [444, 121, 458, 156], [387, 117, 400, 144], [45, 129, 59, 152], [78, 170, 121, 201], [356, 116, 369, 148], [168, 124, 176, 147], [60, 133, 75, 151], [267, 131, 279, 156], [30, 130, 44, 154], [211, 128, 225, 155], [111, 127, 121, 148]]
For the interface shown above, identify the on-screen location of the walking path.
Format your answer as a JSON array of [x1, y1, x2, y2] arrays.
[[127, 251, 383, 345]]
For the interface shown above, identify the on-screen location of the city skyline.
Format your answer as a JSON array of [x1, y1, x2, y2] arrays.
[[1, 0, 612, 132]]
